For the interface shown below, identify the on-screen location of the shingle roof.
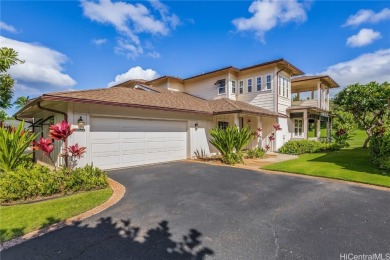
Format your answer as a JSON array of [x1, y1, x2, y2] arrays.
[[32, 87, 279, 117]]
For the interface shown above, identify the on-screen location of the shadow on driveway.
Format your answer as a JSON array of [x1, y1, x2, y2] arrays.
[[2, 216, 213, 260]]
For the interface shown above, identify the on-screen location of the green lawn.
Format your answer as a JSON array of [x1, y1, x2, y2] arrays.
[[263, 130, 390, 188], [0, 188, 112, 242]]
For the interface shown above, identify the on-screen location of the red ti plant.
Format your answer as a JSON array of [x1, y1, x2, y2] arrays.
[[63, 144, 87, 169], [49, 120, 75, 142], [268, 133, 275, 141], [272, 123, 282, 131], [265, 144, 271, 152], [33, 137, 55, 166]]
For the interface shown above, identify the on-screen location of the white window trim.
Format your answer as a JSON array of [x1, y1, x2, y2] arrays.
[[239, 80, 244, 94], [218, 121, 229, 130], [217, 79, 226, 95], [256, 76, 262, 91], [293, 118, 304, 138], [247, 78, 253, 93], [266, 74, 272, 90], [231, 80, 236, 94]]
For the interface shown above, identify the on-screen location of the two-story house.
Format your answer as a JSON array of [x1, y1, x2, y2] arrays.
[[15, 58, 339, 170]]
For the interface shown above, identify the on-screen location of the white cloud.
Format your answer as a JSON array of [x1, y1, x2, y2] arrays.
[[147, 51, 161, 59], [343, 8, 390, 27], [81, 0, 179, 58], [114, 39, 144, 59], [0, 36, 76, 96], [92, 38, 107, 45], [320, 49, 390, 91], [232, 0, 309, 42], [0, 21, 18, 33], [346, 28, 382, 47], [108, 66, 159, 87]]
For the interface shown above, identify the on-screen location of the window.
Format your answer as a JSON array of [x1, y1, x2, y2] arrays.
[[232, 81, 236, 94], [216, 79, 226, 95], [278, 76, 290, 98], [218, 121, 229, 130], [284, 77, 288, 98], [294, 119, 303, 137], [256, 77, 262, 91], [279, 76, 283, 95], [239, 80, 244, 94], [266, 75, 272, 90], [247, 79, 252, 93]]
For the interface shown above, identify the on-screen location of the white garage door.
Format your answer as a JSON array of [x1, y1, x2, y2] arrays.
[[90, 117, 187, 169]]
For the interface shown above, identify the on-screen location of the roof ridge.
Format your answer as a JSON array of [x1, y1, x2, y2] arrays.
[[44, 87, 109, 96], [222, 98, 240, 110]]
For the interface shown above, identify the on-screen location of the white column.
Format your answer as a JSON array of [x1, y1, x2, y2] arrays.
[[257, 115, 262, 148], [317, 82, 321, 108], [304, 110, 308, 139], [327, 88, 330, 110], [316, 119, 321, 140], [233, 113, 240, 129]]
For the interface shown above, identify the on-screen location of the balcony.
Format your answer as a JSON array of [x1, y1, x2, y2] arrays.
[[291, 98, 329, 111], [290, 75, 339, 112]]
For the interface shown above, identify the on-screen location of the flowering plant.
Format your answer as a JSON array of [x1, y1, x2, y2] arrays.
[[272, 123, 282, 131], [50, 120, 75, 142]]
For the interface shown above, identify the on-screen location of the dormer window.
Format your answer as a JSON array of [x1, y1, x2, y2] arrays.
[[215, 79, 226, 95]]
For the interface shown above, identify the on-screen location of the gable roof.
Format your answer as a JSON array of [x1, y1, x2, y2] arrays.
[[145, 58, 304, 85], [15, 86, 279, 118]]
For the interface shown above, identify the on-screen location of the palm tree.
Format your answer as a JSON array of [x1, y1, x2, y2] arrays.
[[14, 96, 29, 109]]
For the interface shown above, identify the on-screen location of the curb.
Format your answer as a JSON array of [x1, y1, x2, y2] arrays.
[[0, 178, 126, 251]]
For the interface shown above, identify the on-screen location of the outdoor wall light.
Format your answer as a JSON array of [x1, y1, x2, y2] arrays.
[[195, 122, 199, 129], [77, 116, 85, 130]]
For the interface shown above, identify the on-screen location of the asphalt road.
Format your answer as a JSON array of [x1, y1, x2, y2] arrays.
[[2, 161, 390, 259]]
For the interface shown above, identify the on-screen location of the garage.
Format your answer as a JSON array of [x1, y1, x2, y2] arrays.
[[89, 117, 187, 169]]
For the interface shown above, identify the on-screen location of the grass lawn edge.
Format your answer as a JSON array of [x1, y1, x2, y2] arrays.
[[260, 167, 390, 191], [1, 178, 126, 250]]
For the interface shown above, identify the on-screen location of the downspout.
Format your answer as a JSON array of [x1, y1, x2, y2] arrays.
[[37, 102, 69, 167]]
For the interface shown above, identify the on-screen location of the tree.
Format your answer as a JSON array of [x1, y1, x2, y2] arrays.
[[0, 110, 7, 122], [333, 81, 390, 148], [14, 96, 29, 109], [0, 47, 24, 109]]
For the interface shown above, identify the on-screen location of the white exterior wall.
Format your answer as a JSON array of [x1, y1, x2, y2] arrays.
[[168, 80, 184, 92], [184, 72, 229, 100], [236, 68, 275, 112], [275, 117, 290, 150]]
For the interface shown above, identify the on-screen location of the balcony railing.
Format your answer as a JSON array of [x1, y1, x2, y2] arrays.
[[291, 99, 329, 111]]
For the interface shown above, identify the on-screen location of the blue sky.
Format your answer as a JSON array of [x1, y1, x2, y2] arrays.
[[1, 0, 390, 115]]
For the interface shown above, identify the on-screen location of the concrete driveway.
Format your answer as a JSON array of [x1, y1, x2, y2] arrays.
[[3, 162, 390, 259]]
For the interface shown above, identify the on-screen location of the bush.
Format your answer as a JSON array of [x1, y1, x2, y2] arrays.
[[0, 121, 38, 172], [369, 129, 390, 170], [279, 140, 341, 155], [246, 147, 266, 159], [0, 164, 109, 203], [332, 128, 351, 147], [209, 126, 253, 165]]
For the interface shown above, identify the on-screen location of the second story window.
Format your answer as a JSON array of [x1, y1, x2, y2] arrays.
[[247, 79, 252, 93], [239, 80, 244, 94], [256, 77, 262, 91], [215, 79, 226, 95], [266, 75, 272, 90], [232, 81, 236, 94]]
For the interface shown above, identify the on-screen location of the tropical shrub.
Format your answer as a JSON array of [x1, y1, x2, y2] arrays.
[[279, 140, 341, 155], [0, 121, 38, 172], [209, 126, 253, 164], [369, 127, 390, 170], [0, 164, 109, 203], [332, 128, 351, 147], [246, 147, 266, 159]]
